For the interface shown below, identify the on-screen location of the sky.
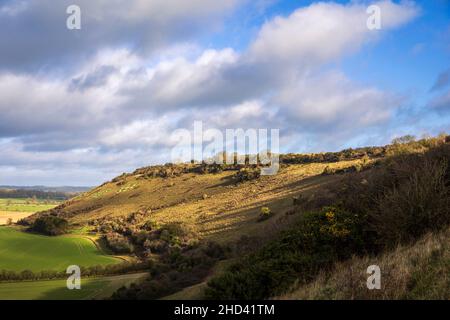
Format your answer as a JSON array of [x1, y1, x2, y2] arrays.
[[0, 0, 449, 186]]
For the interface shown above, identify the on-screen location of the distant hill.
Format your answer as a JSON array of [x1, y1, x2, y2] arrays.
[[0, 186, 91, 193], [0, 186, 92, 200]]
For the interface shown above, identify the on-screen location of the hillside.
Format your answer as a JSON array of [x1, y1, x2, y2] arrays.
[[35, 160, 362, 242], [20, 135, 450, 299], [279, 227, 449, 300]]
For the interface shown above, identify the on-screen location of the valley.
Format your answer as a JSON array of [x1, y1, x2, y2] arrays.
[[1, 136, 449, 300]]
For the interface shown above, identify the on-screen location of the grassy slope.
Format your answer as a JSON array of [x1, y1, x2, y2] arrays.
[[19, 138, 449, 300], [55, 160, 361, 243], [0, 272, 148, 300], [279, 227, 450, 300], [22, 159, 365, 299], [0, 227, 121, 272]]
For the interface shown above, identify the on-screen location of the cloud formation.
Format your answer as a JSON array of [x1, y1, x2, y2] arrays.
[[0, 0, 429, 185], [0, 0, 241, 71]]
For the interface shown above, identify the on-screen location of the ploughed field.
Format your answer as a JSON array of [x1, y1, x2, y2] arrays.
[[0, 226, 121, 272]]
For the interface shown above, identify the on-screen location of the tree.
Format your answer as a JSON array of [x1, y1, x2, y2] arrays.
[[30, 216, 69, 236], [392, 135, 416, 145]]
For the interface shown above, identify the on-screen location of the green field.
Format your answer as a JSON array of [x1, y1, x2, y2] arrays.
[[0, 227, 121, 272], [0, 198, 60, 212], [0, 273, 148, 300]]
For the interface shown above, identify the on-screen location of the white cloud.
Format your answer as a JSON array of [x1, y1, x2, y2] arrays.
[[0, 72, 127, 137], [0, 1, 425, 185], [248, 0, 418, 67], [275, 71, 402, 131]]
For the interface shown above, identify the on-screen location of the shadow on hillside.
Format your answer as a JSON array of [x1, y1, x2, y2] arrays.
[[205, 174, 236, 189], [200, 174, 341, 240]]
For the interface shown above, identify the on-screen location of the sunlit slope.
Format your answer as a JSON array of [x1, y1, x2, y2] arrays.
[[39, 160, 361, 242]]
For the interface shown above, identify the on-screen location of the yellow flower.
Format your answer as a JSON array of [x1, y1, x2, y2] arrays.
[[325, 211, 335, 220]]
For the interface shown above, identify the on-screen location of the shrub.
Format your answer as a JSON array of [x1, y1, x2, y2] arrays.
[[338, 143, 450, 249], [235, 167, 261, 182], [203, 241, 229, 260], [144, 239, 168, 254], [205, 206, 367, 299], [322, 166, 335, 175], [369, 157, 449, 247], [258, 207, 272, 221], [104, 233, 134, 254], [30, 216, 69, 236], [292, 195, 306, 206], [392, 135, 416, 145], [142, 220, 160, 231]]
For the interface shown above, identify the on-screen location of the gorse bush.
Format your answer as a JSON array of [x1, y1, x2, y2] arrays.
[[258, 207, 272, 221], [205, 206, 367, 299]]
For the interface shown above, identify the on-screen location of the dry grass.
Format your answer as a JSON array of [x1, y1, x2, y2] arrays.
[[279, 227, 450, 300], [0, 211, 33, 225], [49, 160, 362, 243]]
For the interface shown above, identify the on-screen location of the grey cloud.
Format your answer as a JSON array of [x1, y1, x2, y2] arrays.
[[69, 65, 118, 91], [0, 0, 242, 72], [430, 69, 450, 92], [429, 89, 450, 113]]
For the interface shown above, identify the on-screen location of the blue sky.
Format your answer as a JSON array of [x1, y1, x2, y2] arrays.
[[0, 0, 449, 186]]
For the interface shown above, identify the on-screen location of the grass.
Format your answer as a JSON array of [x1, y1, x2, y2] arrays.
[[279, 227, 450, 300], [0, 226, 121, 272], [63, 160, 362, 244], [0, 272, 148, 300], [0, 198, 60, 225], [0, 211, 33, 225], [0, 198, 60, 212]]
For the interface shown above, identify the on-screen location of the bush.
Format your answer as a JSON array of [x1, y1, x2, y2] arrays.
[[205, 206, 367, 299], [322, 166, 335, 175], [235, 167, 261, 182], [292, 195, 306, 206], [338, 143, 450, 249], [142, 220, 160, 231], [30, 216, 69, 236], [104, 233, 134, 254], [369, 157, 449, 247], [258, 207, 272, 221]]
